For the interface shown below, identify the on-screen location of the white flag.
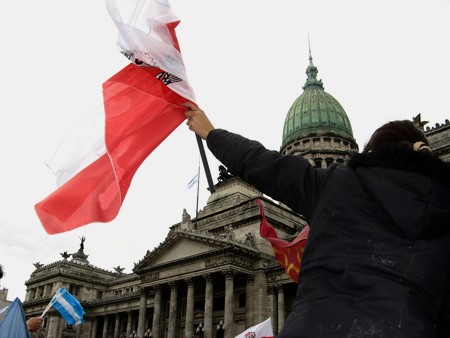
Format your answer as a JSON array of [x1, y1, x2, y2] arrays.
[[234, 318, 274, 338]]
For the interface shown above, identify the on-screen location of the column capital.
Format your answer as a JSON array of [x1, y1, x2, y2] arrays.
[[140, 287, 150, 296], [276, 284, 284, 293], [222, 269, 237, 280], [185, 277, 195, 287], [203, 273, 214, 284], [267, 286, 276, 295], [83, 314, 97, 321], [246, 274, 255, 284], [168, 281, 178, 290]]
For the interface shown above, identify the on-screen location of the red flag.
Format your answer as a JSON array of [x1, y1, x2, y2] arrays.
[[255, 199, 309, 283], [35, 64, 188, 234]]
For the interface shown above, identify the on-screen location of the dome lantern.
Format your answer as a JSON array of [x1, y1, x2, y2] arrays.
[[281, 51, 358, 166]]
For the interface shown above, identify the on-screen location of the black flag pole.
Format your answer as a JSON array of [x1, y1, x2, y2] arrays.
[[196, 134, 216, 193]]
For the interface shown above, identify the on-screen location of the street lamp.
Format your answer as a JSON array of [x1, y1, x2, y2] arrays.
[[196, 323, 204, 337], [216, 319, 225, 331], [130, 330, 137, 338], [144, 328, 152, 337]]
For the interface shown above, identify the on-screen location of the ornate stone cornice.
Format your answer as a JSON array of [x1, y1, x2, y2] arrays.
[[26, 261, 126, 287], [206, 254, 253, 270], [425, 119, 450, 133], [196, 201, 258, 228], [88, 291, 141, 306]]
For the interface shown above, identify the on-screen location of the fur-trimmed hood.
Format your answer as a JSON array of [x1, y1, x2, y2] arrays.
[[346, 146, 450, 240], [347, 145, 450, 187]]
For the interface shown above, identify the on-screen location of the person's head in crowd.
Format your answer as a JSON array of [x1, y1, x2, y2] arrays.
[[363, 120, 431, 153]]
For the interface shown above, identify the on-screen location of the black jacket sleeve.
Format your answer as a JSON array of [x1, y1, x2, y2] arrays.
[[436, 283, 450, 337], [206, 129, 331, 220]]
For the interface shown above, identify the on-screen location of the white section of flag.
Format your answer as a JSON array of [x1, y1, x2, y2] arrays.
[[234, 318, 274, 338], [188, 174, 198, 189], [106, 0, 195, 102], [45, 105, 106, 187]]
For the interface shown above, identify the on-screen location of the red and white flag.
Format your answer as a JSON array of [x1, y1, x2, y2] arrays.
[[35, 0, 194, 234], [234, 318, 274, 338]]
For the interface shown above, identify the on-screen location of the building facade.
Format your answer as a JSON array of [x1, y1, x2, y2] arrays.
[[22, 56, 449, 338], [23, 178, 305, 338]]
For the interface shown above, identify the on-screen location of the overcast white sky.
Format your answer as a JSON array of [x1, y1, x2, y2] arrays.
[[1, 0, 449, 301]]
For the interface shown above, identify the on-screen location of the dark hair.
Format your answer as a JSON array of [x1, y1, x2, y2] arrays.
[[363, 120, 429, 153], [0, 264, 3, 279]]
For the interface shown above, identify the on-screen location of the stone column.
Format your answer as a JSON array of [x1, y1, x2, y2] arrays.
[[277, 285, 285, 332], [91, 317, 98, 338], [152, 285, 162, 338], [42, 284, 48, 297], [75, 324, 82, 338], [114, 312, 120, 338], [223, 270, 236, 338], [25, 289, 30, 302], [57, 317, 65, 338], [167, 282, 178, 338], [137, 289, 148, 338], [321, 158, 327, 168], [203, 274, 214, 338], [267, 287, 277, 334], [252, 267, 268, 323], [126, 311, 133, 337], [102, 315, 109, 338], [185, 278, 195, 338], [245, 275, 254, 327], [45, 310, 60, 338]]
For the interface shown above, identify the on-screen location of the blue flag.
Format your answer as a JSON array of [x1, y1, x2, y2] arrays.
[[0, 298, 31, 338], [48, 288, 85, 325]]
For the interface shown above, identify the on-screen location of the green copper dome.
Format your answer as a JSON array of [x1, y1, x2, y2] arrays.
[[282, 54, 355, 149]]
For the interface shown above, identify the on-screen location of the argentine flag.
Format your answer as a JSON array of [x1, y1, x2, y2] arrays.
[[188, 174, 198, 190], [0, 298, 31, 338], [44, 288, 85, 325]]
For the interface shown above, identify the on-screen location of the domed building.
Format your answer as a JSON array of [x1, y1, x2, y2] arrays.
[[281, 52, 358, 167], [20, 54, 448, 338]]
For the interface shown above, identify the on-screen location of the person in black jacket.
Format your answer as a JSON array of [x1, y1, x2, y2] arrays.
[[183, 102, 450, 338]]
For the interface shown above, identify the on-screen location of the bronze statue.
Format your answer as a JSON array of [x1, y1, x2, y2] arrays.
[[78, 236, 85, 253], [60, 251, 71, 260], [218, 165, 234, 182]]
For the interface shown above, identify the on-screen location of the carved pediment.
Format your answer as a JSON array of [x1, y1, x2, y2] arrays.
[[154, 238, 222, 265], [134, 232, 232, 272]]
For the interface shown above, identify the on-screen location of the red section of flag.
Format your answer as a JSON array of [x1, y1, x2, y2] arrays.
[[35, 64, 188, 234], [255, 199, 309, 283]]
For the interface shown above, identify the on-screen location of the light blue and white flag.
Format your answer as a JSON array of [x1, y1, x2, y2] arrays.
[[42, 288, 85, 325], [0, 298, 31, 338], [187, 174, 198, 190]]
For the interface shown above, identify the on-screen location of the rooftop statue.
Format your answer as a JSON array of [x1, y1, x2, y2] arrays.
[[78, 236, 85, 253], [218, 165, 234, 182]]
